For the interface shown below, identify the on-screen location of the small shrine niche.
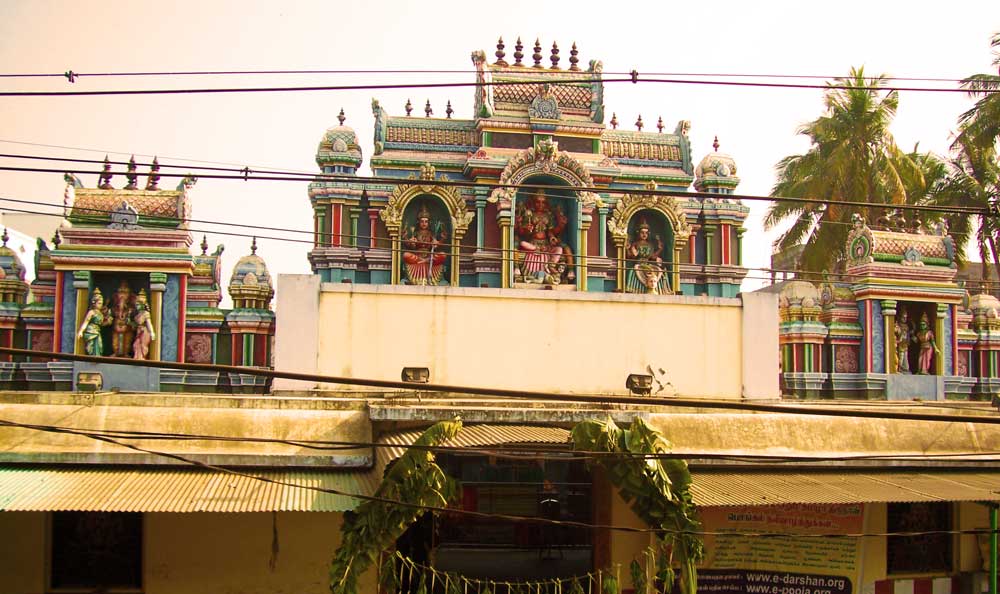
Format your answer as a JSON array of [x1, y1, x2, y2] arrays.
[[607, 191, 690, 294], [511, 181, 578, 287], [399, 198, 453, 286], [890, 302, 940, 376]]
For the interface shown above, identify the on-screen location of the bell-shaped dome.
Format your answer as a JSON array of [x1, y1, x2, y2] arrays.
[[316, 108, 363, 170], [228, 238, 274, 310], [694, 137, 739, 193], [779, 280, 820, 309]]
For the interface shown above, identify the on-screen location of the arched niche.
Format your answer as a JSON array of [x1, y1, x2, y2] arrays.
[[488, 141, 600, 289], [607, 192, 690, 294], [380, 164, 474, 286]]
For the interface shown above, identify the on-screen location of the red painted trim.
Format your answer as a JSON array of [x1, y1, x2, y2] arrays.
[[332, 204, 342, 247], [177, 276, 187, 363], [688, 233, 696, 264], [913, 578, 932, 594], [951, 305, 958, 375], [720, 224, 729, 265], [53, 271, 64, 353], [369, 209, 378, 246]]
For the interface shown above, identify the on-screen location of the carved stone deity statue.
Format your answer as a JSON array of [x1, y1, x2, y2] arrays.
[[131, 290, 155, 360], [401, 203, 448, 285], [111, 280, 136, 357], [515, 189, 570, 284], [76, 288, 112, 356], [894, 310, 913, 373], [625, 218, 667, 294], [914, 313, 939, 375]]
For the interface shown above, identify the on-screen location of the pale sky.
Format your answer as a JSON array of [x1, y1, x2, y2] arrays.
[[0, 0, 997, 299]]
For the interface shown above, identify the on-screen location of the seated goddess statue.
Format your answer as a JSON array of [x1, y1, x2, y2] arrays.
[[515, 189, 569, 284], [402, 204, 448, 285], [625, 219, 667, 294]]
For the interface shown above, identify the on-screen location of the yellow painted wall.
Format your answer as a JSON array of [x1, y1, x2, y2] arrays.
[[146, 512, 375, 594], [608, 485, 654, 590], [312, 285, 745, 397], [0, 511, 375, 594], [0, 512, 45, 593], [959, 501, 990, 572]]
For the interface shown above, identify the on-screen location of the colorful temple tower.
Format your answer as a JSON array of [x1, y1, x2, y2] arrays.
[[778, 213, 1000, 400], [308, 39, 748, 296], [0, 158, 275, 392]]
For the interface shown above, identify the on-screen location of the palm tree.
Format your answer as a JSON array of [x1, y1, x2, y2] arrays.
[[955, 33, 1000, 154], [765, 67, 922, 274], [928, 138, 1000, 282]]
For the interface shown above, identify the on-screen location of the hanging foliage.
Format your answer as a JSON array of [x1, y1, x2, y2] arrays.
[[329, 419, 462, 594], [571, 417, 703, 594]]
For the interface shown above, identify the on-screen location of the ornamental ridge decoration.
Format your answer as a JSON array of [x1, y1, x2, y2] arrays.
[[606, 188, 690, 247], [487, 140, 597, 207], [528, 84, 561, 120], [380, 163, 474, 236]]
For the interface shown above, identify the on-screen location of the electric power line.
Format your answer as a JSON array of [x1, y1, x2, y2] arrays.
[[1, 347, 999, 426], [1, 75, 995, 98], [2, 417, 997, 539]]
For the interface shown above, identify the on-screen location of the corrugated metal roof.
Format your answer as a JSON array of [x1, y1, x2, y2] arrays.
[[375, 424, 571, 479], [0, 467, 371, 512], [691, 471, 1000, 507]]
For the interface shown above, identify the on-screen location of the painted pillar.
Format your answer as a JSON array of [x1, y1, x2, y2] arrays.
[[72, 271, 91, 355], [951, 305, 959, 376], [881, 300, 897, 374], [579, 209, 591, 291], [936, 303, 948, 376], [703, 226, 715, 265], [349, 207, 360, 248], [149, 272, 166, 362], [688, 230, 697, 264], [736, 228, 745, 267], [368, 209, 379, 249], [500, 218, 511, 288], [475, 192, 487, 250], [597, 207, 608, 257], [719, 224, 729, 265], [315, 203, 326, 247]]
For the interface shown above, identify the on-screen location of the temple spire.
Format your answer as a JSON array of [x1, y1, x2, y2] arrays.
[[713, 135, 720, 152], [635, 114, 643, 131], [405, 98, 413, 116], [494, 37, 507, 66], [124, 155, 138, 190], [532, 39, 543, 68], [337, 108, 346, 126], [610, 113, 618, 129], [550, 41, 560, 69], [99, 155, 113, 189], [424, 100, 433, 117], [250, 236, 257, 255], [513, 37, 524, 66], [568, 42, 580, 71]]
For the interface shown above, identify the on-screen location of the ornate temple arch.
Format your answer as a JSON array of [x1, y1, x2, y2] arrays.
[[607, 189, 691, 294], [380, 164, 474, 285], [487, 141, 601, 288]]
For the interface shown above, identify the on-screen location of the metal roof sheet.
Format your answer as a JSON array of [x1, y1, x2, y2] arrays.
[[690, 471, 1000, 507], [375, 424, 571, 479], [0, 467, 371, 513]]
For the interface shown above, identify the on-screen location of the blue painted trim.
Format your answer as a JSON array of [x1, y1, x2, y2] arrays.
[[60, 273, 77, 354]]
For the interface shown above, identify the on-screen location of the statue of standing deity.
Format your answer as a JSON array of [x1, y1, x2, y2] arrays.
[[515, 189, 569, 283], [76, 288, 112, 356], [131, 290, 155, 360], [625, 218, 667, 294], [894, 310, 913, 373], [401, 203, 448, 285], [111, 280, 136, 357], [914, 313, 939, 375]]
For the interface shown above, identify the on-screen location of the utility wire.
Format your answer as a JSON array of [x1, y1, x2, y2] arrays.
[[2, 418, 996, 464], [1, 347, 998, 426], [2, 417, 997, 539], [1, 76, 994, 97], [0, 68, 974, 84], [0, 162, 988, 216]]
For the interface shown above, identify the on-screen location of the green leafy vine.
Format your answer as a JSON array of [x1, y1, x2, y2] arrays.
[[571, 417, 703, 594], [329, 419, 462, 594]]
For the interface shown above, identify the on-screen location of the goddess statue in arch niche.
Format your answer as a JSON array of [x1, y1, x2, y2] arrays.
[[625, 217, 667, 294], [401, 202, 449, 285], [514, 188, 573, 284]]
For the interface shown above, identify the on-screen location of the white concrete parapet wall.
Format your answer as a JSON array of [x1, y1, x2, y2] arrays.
[[275, 275, 778, 398]]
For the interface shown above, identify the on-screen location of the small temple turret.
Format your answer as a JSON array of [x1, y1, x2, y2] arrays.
[[226, 238, 275, 377]]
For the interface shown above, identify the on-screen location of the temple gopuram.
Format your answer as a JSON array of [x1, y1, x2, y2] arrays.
[[0, 158, 275, 392], [308, 38, 748, 296], [778, 212, 1000, 401]]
